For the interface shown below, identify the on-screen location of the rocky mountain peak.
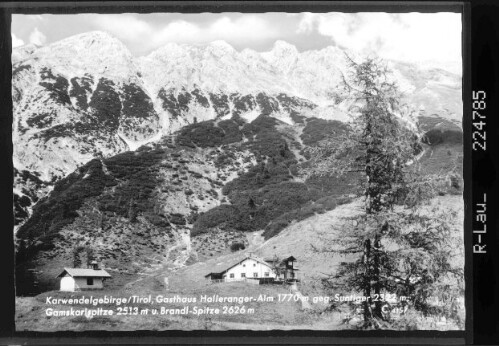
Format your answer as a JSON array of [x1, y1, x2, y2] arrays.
[[11, 43, 40, 63], [207, 40, 236, 52], [146, 40, 236, 62], [28, 31, 137, 82], [53, 31, 125, 50], [270, 40, 299, 55], [145, 42, 187, 61], [260, 40, 299, 73]]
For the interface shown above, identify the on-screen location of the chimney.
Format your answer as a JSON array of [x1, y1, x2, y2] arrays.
[[90, 260, 99, 270]]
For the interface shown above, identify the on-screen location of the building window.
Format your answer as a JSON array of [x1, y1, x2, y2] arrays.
[[87, 278, 94, 286], [230, 273, 234, 278], [253, 263, 256, 267], [264, 272, 269, 277], [241, 273, 246, 278], [243, 264, 246, 267], [253, 273, 258, 278]]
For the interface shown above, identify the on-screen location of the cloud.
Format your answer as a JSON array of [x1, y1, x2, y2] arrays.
[[31, 15, 45, 21], [89, 14, 280, 53], [150, 15, 280, 50], [28, 27, 46, 45], [297, 12, 317, 33], [297, 12, 461, 67], [150, 20, 202, 46], [151, 16, 279, 45], [92, 14, 151, 42], [209, 16, 279, 42], [12, 33, 24, 48]]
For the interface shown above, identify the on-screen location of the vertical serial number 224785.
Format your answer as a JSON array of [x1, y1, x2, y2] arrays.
[[472, 91, 486, 151]]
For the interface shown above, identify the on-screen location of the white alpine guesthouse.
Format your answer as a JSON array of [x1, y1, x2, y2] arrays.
[[204, 253, 298, 283]]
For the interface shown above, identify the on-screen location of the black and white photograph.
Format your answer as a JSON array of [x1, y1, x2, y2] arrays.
[[12, 10, 464, 331]]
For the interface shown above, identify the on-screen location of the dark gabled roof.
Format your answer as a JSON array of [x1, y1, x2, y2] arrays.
[[56, 268, 111, 278], [264, 256, 297, 263]]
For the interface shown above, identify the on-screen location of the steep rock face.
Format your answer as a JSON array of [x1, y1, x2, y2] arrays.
[[13, 32, 163, 181]]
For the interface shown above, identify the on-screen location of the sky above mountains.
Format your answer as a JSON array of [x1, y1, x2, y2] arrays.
[[12, 12, 462, 74]]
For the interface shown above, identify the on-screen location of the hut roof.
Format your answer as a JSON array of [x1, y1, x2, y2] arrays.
[[205, 254, 274, 277], [56, 267, 111, 278]]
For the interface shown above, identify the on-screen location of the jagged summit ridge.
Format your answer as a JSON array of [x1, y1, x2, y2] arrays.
[[207, 40, 236, 52], [50, 30, 124, 48], [264, 40, 299, 59], [139, 39, 349, 100], [12, 33, 461, 108], [14, 31, 139, 82]]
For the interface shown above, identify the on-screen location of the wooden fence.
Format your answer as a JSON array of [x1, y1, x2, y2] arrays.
[[207, 277, 307, 286], [208, 278, 261, 285]]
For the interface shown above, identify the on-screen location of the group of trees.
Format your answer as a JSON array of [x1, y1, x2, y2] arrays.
[[308, 55, 463, 329], [72, 245, 95, 268]]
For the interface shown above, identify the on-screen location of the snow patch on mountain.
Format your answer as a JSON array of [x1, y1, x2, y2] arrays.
[[239, 109, 260, 124]]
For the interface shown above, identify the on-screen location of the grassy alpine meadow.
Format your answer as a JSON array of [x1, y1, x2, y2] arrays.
[[16, 282, 340, 331], [16, 195, 464, 332]]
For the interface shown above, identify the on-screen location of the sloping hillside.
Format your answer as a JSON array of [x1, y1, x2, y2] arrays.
[[16, 195, 463, 331], [15, 107, 463, 296], [15, 114, 359, 295], [155, 194, 463, 292]]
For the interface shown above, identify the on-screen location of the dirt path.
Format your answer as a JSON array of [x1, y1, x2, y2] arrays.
[[275, 123, 308, 163], [124, 229, 192, 290], [172, 231, 192, 266], [245, 230, 265, 249], [164, 229, 190, 266]]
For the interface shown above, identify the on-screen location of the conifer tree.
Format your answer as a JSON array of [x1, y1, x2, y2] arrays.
[[307, 56, 463, 328]]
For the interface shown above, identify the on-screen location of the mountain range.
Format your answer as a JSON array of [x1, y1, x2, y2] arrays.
[[12, 31, 463, 295]]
